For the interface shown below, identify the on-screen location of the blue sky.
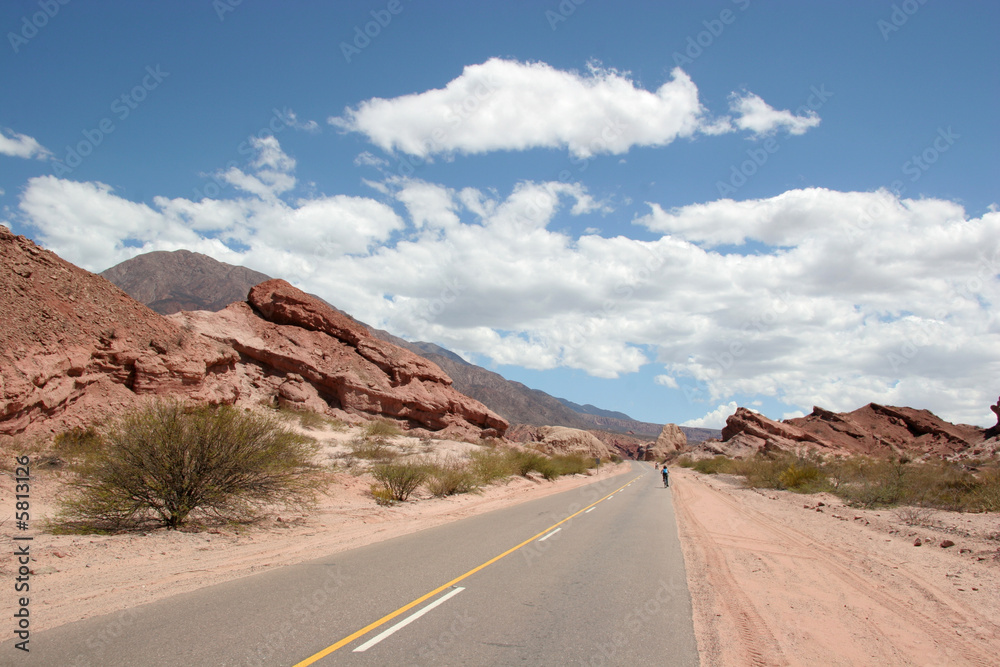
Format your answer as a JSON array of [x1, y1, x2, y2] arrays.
[[2, 1, 998, 428]]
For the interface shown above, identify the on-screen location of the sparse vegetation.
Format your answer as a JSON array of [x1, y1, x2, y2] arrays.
[[348, 436, 398, 462], [424, 457, 480, 497], [56, 401, 321, 531], [363, 418, 404, 438], [469, 448, 515, 484], [52, 426, 103, 466], [684, 450, 1000, 512], [370, 461, 427, 502]]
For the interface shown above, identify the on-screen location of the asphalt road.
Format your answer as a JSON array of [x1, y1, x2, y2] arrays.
[[5, 462, 697, 666]]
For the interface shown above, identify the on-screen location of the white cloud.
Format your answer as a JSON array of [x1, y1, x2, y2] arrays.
[[730, 92, 820, 136], [330, 58, 818, 159], [654, 375, 679, 388], [682, 402, 740, 429], [14, 146, 1000, 427], [0, 128, 51, 160]]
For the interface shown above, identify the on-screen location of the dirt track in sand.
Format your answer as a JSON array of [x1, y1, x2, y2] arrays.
[[671, 467, 1000, 666]]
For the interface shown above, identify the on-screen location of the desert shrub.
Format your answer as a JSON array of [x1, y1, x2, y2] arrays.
[[52, 426, 103, 465], [363, 419, 404, 438], [834, 458, 909, 508], [675, 456, 695, 469], [610, 454, 623, 464], [971, 468, 1000, 512], [506, 450, 550, 477], [424, 458, 480, 497], [777, 459, 827, 493], [469, 448, 515, 484], [371, 461, 427, 502], [732, 455, 788, 489], [348, 436, 398, 462], [57, 401, 320, 531], [370, 484, 397, 506], [548, 453, 595, 477], [893, 505, 936, 526], [691, 456, 733, 475]]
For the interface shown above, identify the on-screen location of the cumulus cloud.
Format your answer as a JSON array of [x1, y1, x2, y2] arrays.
[[0, 127, 51, 160], [730, 92, 820, 136], [14, 142, 1000, 426], [682, 402, 740, 429], [330, 58, 818, 159]]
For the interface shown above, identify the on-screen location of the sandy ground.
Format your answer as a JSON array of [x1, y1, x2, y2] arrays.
[[671, 467, 1000, 667], [0, 424, 630, 634]]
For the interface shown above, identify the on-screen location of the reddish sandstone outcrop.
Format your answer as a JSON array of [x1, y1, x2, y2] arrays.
[[172, 280, 507, 439], [0, 226, 239, 436], [699, 403, 994, 460], [0, 230, 506, 440]]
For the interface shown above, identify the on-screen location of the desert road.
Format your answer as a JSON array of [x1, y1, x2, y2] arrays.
[[6, 462, 698, 666]]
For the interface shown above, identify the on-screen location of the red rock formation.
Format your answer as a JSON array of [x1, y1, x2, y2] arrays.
[[700, 402, 994, 460], [172, 280, 507, 439], [0, 226, 239, 436], [0, 230, 506, 440]]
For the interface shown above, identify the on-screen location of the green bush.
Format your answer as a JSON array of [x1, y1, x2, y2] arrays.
[[424, 458, 480, 497], [506, 450, 550, 477], [691, 456, 733, 475], [548, 453, 596, 477], [58, 401, 320, 531], [469, 448, 515, 484], [675, 456, 695, 469], [371, 461, 427, 502], [778, 460, 826, 493]]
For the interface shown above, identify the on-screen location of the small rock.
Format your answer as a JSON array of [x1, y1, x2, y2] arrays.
[[940, 540, 955, 549], [52, 551, 65, 558], [815, 508, 823, 513], [817, 501, 825, 507], [960, 548, 972, 554], [913, 538, 922, 546]]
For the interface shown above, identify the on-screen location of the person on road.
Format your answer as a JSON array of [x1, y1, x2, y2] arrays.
[[661, 465, 669, 487]]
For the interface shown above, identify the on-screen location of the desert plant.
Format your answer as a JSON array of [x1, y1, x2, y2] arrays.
[[348, 436, 398, 462], [548, 453, 595, 477], [425, 458, 480, 497], [52, 426, 104, 466], [777, 459, 826, 492], [363, 419, 404, 438], [371, 461, 427, 502], [893, 505, 936, 526], [692, 456, 733, 475], [469, 448, 515, 484], [58, 401, 320, 530], [506, 449, 551, 477]]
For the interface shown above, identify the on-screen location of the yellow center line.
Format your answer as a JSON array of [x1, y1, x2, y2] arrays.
[[292, 471, 643, 666]]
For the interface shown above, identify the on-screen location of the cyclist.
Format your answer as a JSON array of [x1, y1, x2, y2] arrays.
[[661, 465, 669, 487]]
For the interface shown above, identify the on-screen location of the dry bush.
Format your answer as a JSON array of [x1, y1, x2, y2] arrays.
[[370, 461, 427, 502], [469, 448, 515, 484], [363, 419, 404, 438], [57, 401, 320, 531], [424, 457, 480, 497], [348, 436, 398, 462], [893, 505, 936, 526]]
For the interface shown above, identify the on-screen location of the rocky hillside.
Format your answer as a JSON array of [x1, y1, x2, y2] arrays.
[[0, 227, 239, 435], [0, 230, 505, 440], [99, 250, 270, 314], [101, 250, 718, 440], [697, 402, 1000, 460], [173, 280, 507, 439]]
